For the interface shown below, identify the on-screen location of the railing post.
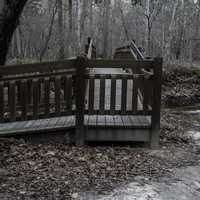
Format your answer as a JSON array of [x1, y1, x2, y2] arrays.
[[75, 56, 86, 145], [150, 57, 163, 148]]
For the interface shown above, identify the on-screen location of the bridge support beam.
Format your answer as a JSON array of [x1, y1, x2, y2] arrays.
[[150, 57, 163, 149], [75, 56, 87, 145]]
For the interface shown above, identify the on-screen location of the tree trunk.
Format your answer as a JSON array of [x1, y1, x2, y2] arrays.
[[58, 0, 65, 59], [103, 0, 110, 58], [0, 0, 27, 65], [145, 0, 150, 56], [79, 0, 88, 53], [165, 0, 179, 62], [89, 0, 93, 37]]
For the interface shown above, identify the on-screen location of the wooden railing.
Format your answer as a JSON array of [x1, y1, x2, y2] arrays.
[[0, 39, 162, 147], [0, 60, 76, 122], [121, 40, 162, 147]]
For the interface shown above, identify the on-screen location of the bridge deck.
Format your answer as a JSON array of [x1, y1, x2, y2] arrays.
[[0, 115, 151, 137]]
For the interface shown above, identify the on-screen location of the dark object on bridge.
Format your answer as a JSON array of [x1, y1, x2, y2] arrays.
[[0, 39, 162, 148], [85, 37, 97, 59]]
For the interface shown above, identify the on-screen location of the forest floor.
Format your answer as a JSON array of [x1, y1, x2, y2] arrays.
[[0, 65, 200, 199]]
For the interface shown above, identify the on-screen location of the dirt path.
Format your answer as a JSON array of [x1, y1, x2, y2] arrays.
[[81, 164, 200, 200], [79, 107, 200, 200]]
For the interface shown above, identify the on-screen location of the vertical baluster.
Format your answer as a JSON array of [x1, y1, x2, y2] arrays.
[[88, 76, 94, 114], [110, 75, 116, 114], [99, 75, 105, 114], [33, 79, 39, 119], [0, 82, 4, 121], [44, 77, 50, 117], [55, 76, 61, 116], [21, 80, 28, 120], [132, 77, 138, 114], [65, 75, 72, 112], [9, 81, 16, 121], [143, 77, 149, 114], [121, 77, 127, 114]]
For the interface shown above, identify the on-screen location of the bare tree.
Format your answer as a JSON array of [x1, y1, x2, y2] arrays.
[[58, 0, 65, 59], [165, 0, 179, 62], [102, 0, 111, 58]]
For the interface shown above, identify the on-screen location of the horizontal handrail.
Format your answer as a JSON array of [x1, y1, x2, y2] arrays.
[[87, 59, 154, 70], [0, 69, 76, 82], [0, 59, 76, 76], [84, 73, 153, 79]]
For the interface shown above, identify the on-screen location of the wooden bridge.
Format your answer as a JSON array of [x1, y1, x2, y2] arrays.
[[0, 39, 162, 148]]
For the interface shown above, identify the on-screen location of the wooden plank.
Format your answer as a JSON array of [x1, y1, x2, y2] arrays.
[[97, 115, 106, 126], [121, 115, 132, 126], [55, 76, 61, 116], [84, 115, 89, 125], [105, 115, 115, 126], [110, 76, 116, 114], [121, 78, 127, 113], [0, 82, 4, 121], [113, 115, 123, 126], [87, 60, 154, 70], [85, 74, 133, 79], [20, 80, 28, 120], [99, 76, 105, 114], [24, 119, 38, 129], [88, 115, 97, 126], [86, 128, 150, 142], [132, 78, 138, 113], [88, 76, 95, 113], [44, 78, 50, 117], [143, 77, 149, 114], [0, 59, 75, 76], [69, 115, 75, 127], [150, 57, 163, 148], [75, 56, 86, 145], [9, 81, 16, 121], [32, 79, 39, 119], [64, 75, 72, 111]]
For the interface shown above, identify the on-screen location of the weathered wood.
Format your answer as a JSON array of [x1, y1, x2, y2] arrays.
[[75, 56, 86, 145], [64, 75, 73, 111], [84, 110, 151, 115], [33, 79, 39, 119], [110, 76, 116, 114], [9, 81, 16, 122], [121, 78, 127, 113], [88, 76, 95, 113], [132, 78, 138, 113], [44, 78, 50, 117], [0, 70, 75, 82], [86, 128, 150, 142], [150, 57, 163, 148], [0, 53, 162, 146], [87, 60, 154, 70], [0, 82, 4, 121], [99, 76, 105, 114], [0, 59, 75, 76], [20, 80, 28, 120], [143, 77, 150, 113], [55, 76, 61, 116]]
